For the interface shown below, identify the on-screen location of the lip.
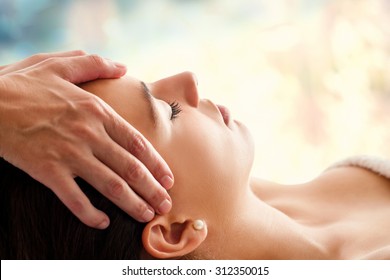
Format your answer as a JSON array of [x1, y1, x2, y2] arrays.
[[216, 104, 231, 126]]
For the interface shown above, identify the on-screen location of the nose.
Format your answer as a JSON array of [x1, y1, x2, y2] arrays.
[[153, 71, 199, 108]]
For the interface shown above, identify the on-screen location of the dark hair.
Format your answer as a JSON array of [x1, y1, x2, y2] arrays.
[[0, 158, 145, 259]]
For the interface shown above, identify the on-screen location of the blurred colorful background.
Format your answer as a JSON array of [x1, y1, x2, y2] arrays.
[[1, 0, 389, 183]]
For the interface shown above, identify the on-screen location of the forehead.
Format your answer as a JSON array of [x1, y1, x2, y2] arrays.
[[80, 76, 155, 136]]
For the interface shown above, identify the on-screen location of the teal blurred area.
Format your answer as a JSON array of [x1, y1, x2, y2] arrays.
[[1, 0, 390, 182]]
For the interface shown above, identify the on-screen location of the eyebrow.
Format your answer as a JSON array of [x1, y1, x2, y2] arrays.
[[140, 81, 159, 128]]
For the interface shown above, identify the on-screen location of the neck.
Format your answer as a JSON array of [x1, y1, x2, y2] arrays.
[[214, 178, 330, 259], [203, 167, 390, 259]]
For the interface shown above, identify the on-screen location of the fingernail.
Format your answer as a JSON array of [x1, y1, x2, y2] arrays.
[[97, 219, 109, 229], [113, 61, 127, 69], [160, 175, 174, 190], [142, 209, 155, 222], [158, 199, 172, 214]]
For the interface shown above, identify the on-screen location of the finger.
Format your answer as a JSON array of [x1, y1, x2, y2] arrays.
[[92, 133, 173, 216], [43, 54, 127, 84], [27, 50, 88, 63], [75, 155, 161, 222], [103, 112, 174, 190], [43, 172, 110, 229], [0, 50, 87, 75], [40, 49, 88, 58]]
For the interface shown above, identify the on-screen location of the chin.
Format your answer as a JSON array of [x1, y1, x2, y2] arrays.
[[238, 120, 254, 153], [233, 122, 255, 178]]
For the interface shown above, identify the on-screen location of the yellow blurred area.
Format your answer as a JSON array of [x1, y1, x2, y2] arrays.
[[1, 0, 390, 183]]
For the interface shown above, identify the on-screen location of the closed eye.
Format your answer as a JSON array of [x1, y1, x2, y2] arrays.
[[169, 101, 182, 120]]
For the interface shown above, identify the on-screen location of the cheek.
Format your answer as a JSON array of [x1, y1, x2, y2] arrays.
[[146, 112, 254, 217], [170, 117, 232, 181], [160, 115, 248, 208], [173, 115, 253, 185]]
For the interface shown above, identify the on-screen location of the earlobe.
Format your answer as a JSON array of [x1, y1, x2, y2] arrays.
[[192, 219, 205, 231], [142, 216, 207, 259]]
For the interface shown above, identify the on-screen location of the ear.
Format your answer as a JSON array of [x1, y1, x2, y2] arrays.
[[142, 216, 207, 259]]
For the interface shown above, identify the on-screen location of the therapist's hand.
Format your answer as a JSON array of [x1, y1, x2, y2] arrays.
[[0, 51, 174, 229]]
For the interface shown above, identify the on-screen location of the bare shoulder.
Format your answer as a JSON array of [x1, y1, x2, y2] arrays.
[[316, 167, 390, 260], [361, 246, 390, 260], [318, 165, 390, 194], [305, 166, 390, 212]]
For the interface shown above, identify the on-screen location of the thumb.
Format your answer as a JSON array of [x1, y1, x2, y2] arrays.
[[47, 54, 127, 84]]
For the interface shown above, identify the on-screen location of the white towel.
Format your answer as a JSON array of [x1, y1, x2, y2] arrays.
[[327, 155, 390, 180]]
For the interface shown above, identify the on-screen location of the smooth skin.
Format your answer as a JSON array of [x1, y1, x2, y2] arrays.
[[82, 72, 390, 259], [0, 51, 174, 229]]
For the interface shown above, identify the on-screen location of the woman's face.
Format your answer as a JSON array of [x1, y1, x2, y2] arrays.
[[81, 72, 254, 225]]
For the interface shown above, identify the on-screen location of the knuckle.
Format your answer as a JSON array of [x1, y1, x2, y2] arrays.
[[132, 202, 149, 218], [73, 49, 87, 56], [149, 156, 165, 179], [41, 57, 73, 78], [42, 56, 61, 67], [57, 142, 81, 160], [39, 141, 81, 165], [40, 160, 58, 173], [69, 122, 97, 142], [106, 178, 126, 199], [33, 160, 60, 180], [125, 161, 145, 183], [79, 95, 106, 118], [89, 54, 106, 68], [150, 187, 168, 204], [28, 52, 51, 64], [129, 133, 147, 157]]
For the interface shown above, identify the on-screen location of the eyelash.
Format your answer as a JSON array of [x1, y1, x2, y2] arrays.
[[169, 101, 182, 120]]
